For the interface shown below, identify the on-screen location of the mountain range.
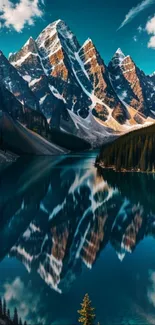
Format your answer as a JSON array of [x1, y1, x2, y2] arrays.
[[1, 19, 155, 153]]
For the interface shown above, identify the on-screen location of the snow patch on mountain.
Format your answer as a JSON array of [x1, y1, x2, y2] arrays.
[[23, 75, 32, 82], [48, 84, 66, 103]]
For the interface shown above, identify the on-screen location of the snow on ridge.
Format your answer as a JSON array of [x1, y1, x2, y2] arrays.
[[116, 48, 125, 57], [111, 48, 128, 68], [11, 51, 39, 66], [23, 75, 32, 83], [119, 90, 127, 100], [29, 77, 42, 87], [8, 52, 14, 59], [39, 94, 48, 105], [48, 84, 66, 103], [23, 36, 34, 48], [71, 63, 112, 118], [81, 38, 92, 48], [74, 52, 90, 80], [51, 19, 62, 26], [150, 71, 155, 77], [37, 18, 79, 59]]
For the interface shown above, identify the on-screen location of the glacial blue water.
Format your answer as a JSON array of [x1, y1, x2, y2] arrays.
[[0, 152, 155, 325]]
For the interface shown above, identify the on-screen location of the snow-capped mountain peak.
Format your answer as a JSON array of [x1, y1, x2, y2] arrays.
[[150, 71, 155, 78], [81, 38, 93, 48], [2, 18, 154, 145], [36, 19, 79, 55], [116, 47, 125, 56], [111, 48, 126, 68], [24, 36, 34, 47]]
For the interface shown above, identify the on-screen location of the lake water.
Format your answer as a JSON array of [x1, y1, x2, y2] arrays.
[[0, 151, 155, 325]]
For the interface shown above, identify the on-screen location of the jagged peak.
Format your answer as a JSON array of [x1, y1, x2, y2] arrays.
[[82, 38, 93, 47], [38, 19, 68, 37], [79, 38, 96, 55], [23, 36, 35, 48], [50, 19, 64, 27], [109, 48, 128, 68], [150, 71, 155, 77], [8, 52, 15, 60], [115, 48, 125, 57], [36, 19, 79, 54], [0, 50, 5, 56], [9, 36, 37, 62]]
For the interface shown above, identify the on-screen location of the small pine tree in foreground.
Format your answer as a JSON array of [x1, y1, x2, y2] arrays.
[[78, 293, 96, 325]]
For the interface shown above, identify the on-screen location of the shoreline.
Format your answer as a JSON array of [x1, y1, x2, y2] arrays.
[[95, 162, 155, 174]]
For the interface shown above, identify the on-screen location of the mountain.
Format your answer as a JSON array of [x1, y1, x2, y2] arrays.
[[0, 112, 68, 155], [8, 20, 154, 138], [0, 84, 91, 154], [109, 48, 155, 121], [9, 20, 92, 120], [0, 29, 115, 148], [0, 83, 64, 155], [96, 123, 155, 172], [0, 50, 39, 110], [79, 39, 129, 124], [0, 19, 154, 152]]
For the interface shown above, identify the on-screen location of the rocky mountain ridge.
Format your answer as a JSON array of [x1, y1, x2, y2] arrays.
[[0, 19, 155, 149]]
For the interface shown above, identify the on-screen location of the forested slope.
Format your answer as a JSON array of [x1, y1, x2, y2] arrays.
[[96, 124, 155, 172]]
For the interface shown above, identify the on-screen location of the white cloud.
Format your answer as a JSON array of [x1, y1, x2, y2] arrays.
[[133, 35, 138, 42], [0, 0, 44, 32], [138, 25, 143, 32], [148, 35, 155, 48], [147, 270, 155, 306], [118, 0, 155, 30], [145, 15, 155, 48], [0, 277, 47, 324], [146, 15, 155, 34]]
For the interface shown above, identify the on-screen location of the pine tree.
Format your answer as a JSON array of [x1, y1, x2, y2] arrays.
[[78, 293, 95, 325], [0, 298, 2, 316], [3, 298, 6, 316], [13, 307, 18, 325], [19, 318, 23, 325], [7, 308, 10, 320]]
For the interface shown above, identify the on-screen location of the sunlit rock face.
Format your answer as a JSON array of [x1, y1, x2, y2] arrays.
[[3, 19, 155, 135], [8, 20, 129, 125], [9, 20, 92, 120], [109, 48, 155, 119], [79, 40, 128, 123]]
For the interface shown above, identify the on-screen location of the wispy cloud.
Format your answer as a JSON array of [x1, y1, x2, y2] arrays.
[[138, 25, 143, 32], [0, 0, 44, 32], [133, 35, 138, 41], [117, 0, 155, 30]]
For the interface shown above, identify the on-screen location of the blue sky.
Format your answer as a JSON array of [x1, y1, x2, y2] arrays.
[[1, 0, 155, 74]]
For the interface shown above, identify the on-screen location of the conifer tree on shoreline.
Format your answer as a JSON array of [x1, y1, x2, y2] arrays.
[[78, 293, 96, 325]]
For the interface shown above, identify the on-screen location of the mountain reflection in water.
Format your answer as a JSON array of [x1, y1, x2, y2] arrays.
[[0, 154, 155, 295], [1, 153, 155, 325]]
